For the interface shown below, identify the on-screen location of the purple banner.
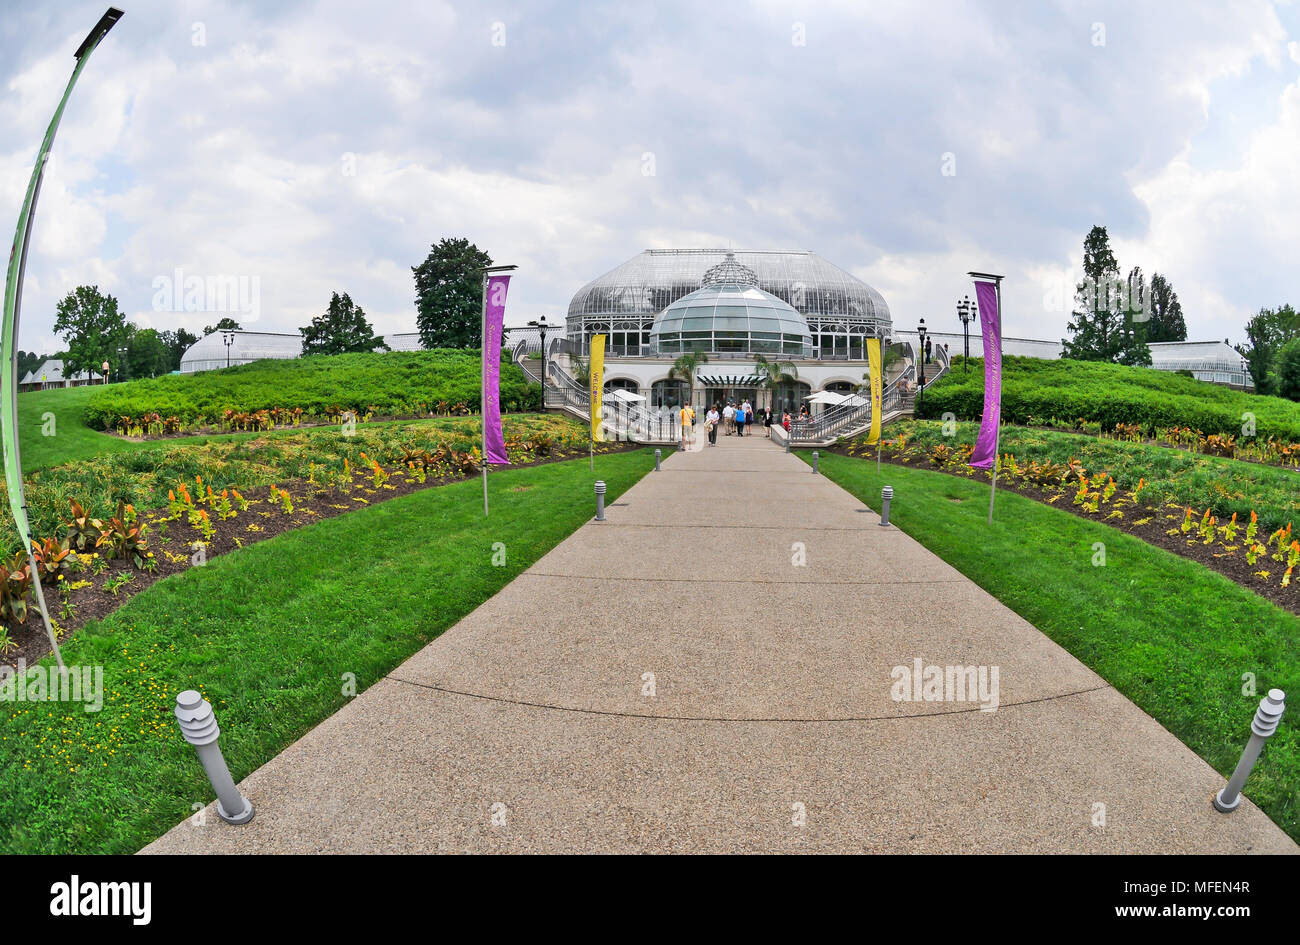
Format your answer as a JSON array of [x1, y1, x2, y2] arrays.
[[482, 274, 510, 465], [968, 279, 1001, 469]]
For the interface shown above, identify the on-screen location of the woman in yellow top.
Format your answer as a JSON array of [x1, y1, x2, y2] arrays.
[[678, 404, 695, 447]]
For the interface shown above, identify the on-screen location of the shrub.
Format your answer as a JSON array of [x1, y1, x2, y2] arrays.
[[918, 356, 1300, 442], [83, 350, 540, 431]]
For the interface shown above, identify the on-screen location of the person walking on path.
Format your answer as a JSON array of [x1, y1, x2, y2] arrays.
[[678, 402, 695, 448], [705, 405, 719, 445], [735, 402, 747, 437], [762, 406, 774, 437], [723, 402, 735, 436]]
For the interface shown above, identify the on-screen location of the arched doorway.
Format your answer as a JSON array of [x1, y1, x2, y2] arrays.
[[772, 379, 811, 416], [650, 378, 690, 409]]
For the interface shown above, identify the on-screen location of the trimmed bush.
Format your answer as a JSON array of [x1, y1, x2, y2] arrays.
[[920, 356, 1300, 441], [83, 350, 541, 430]]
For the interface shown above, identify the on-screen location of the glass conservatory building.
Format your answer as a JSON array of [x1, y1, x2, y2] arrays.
[[566, 248, 891, 359], [561, 249, 894, 413]]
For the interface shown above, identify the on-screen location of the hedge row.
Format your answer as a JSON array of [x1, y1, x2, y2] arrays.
[[919, 356, 1300, 441], [82, 350, 541, 430]]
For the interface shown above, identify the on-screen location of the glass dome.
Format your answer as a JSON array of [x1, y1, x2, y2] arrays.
[[179, 331, 303, 373], [566, 248, 890, 358], [650, 257, 813, 357]]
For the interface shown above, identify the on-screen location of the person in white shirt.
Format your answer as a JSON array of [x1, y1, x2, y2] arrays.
[[705, 406, 720, 445], [722, 402, 735, 436]]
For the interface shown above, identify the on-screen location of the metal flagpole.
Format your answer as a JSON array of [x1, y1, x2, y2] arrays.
[[478, 263, 517, 516], [969, 272, 1005, 525], [481, 270, 489, 515], [2, 8, 124, 672]]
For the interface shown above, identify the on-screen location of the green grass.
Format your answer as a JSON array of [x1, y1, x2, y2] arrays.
[[0, 449, 654, 854], [81, 350, 540, 431], [876, 419, 1300, 531], [809, 450, 1300, 842], [924, 355, 1300, 441], [19, 386, 145, 470]]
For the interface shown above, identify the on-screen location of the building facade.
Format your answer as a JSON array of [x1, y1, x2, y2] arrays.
[[564, 249, 895, 413]]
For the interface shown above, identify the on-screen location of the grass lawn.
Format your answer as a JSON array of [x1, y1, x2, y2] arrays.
[[808, 450, 1300, 842], [0, 448, 654, 854]]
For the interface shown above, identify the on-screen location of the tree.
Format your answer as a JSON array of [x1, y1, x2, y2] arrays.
[[1061, 227, 1150, 365], [1145, 273, 1187, 342], [667, 351, 709, 407], [413, 237, 492, 349], [300, 292, 389, 356], [1236, 305, 1299, 395], [203, 317, 241, 336], [1276, 338, 1300, 402], [753, 353, 798, 408], [127, 329, 169, 379], [159, 328, 199, 372], [52, 285, 134, 379]]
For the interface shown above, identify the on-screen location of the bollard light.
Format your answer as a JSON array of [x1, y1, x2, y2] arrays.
[[879, 486, 894, 527], [812, 451, 819, 474], [1214, 689, 1285, 813], [594, 480, 607, 521], [654, 449, 661, 471], [174, 690, 254, 825]]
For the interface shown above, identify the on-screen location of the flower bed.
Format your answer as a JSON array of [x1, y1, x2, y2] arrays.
[[836, 428, 1300, 615], [1, 415, 630, 663]]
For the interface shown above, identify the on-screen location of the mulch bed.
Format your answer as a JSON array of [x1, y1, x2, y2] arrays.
[[826, 444, 1300, 617], [4, 443, 640, 667]]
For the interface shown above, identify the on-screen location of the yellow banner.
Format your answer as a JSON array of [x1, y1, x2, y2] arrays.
[[589, 334, 605, 442], [865, 338, 882, 445]]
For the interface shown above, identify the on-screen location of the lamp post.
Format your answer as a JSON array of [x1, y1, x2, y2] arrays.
[[956, 295, 974, 374], [527, 315, 550, 386], [117, 344, 128, 382], [916, 318, 927, 408], [222, 329, 235, 369]]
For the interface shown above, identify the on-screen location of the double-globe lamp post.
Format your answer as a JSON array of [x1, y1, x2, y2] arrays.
[[222, 329, 235, 369], [956, 295, 974, 374]]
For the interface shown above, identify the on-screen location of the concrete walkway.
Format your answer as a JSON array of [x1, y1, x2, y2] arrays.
[[144, 434, 1296, 853]]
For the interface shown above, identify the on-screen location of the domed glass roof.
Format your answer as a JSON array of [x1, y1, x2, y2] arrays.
[[650, 256, 813, 357]]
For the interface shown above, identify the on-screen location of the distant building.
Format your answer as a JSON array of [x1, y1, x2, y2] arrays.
[[177, 328, 523, 372], [920, 330, 1252, 390], [19, 359, 98, 392]]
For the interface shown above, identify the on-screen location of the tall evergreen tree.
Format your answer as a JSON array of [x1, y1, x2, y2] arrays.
[[300, 292, 388, 356], [1145, 273, 1187, 342], [1061, 226, 1151, 365], [412, 237, 492, 349]]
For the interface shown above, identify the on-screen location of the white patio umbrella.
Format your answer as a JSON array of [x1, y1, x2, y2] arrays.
[[606, 388, 646, 403]]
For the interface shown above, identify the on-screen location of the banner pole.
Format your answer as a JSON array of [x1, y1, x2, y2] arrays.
[[481, 271, 489, 516], [987, 278, 1003, 525]]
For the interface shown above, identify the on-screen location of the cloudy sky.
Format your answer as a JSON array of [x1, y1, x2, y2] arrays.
[[2, 0, 1298, 353]]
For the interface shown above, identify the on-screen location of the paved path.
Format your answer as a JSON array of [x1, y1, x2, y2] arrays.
[[145, 435, 1296, 853]]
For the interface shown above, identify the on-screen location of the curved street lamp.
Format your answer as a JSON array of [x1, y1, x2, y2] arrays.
[[1, 8, 125, 669]]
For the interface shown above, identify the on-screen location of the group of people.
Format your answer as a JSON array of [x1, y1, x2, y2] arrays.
[[674, 399, 784, 447]]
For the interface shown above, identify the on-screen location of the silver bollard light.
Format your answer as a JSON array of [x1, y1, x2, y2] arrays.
[[1214, 689, 1285, 813], [812, 451, 819, 474], [654, 449, 661, 471], [174, 690, 254, 825], [594, 480, 607, 521], [784, 432, 790, 453], [879, 486, 894, 527]]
